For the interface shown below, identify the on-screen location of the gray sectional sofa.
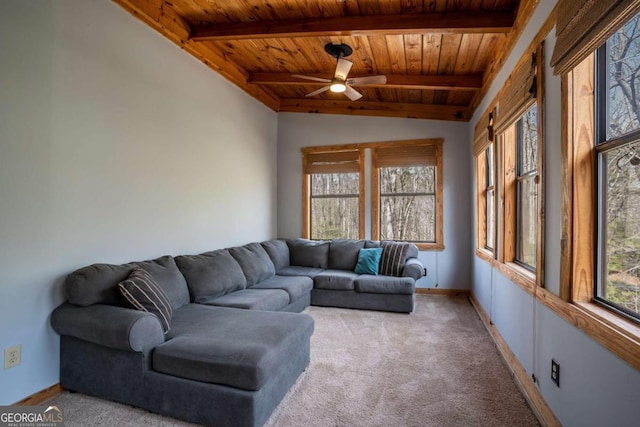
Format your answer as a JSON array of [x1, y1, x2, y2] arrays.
[[51, 238, 423, 427]]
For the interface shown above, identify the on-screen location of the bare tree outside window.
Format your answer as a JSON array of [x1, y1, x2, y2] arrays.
[[379, 166, 436, 242], [598, 13, 640, 318], [485, 144, 495, 250], [516, 105, 538, 270], [310, 173, 359, 239]]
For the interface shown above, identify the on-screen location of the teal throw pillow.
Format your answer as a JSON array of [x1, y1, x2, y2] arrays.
[[354, 248, 383, 275]]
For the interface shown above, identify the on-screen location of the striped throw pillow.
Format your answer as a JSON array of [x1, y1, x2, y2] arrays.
[[119, 269, 173, 333], [379, 241, 410, 277]]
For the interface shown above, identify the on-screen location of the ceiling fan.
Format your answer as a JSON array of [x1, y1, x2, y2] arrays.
[[292, 43, 387, 101]]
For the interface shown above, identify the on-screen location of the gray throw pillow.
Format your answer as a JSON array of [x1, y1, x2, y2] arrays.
[[119, 269, 172, 333], [379, 241, 410, 277]]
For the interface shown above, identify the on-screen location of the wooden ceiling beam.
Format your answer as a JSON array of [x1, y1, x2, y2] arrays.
[[249, 73, 483, 91], [278, 99, 470, 122], [190, 12, 515, 41]]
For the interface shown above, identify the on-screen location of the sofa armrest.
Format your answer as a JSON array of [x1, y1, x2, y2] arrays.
[[401, 258, 425, 281], [51, 303, 164, 352]]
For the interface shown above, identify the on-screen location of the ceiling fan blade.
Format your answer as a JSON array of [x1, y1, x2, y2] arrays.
[[334, 58, 353, 81], [344, 86, 363, 101], [306, 86, 331, 97], [348, 75, 387, 86], [292, 74, 331, 83]]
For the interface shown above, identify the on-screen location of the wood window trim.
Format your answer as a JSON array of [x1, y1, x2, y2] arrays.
[[557, 53, 640, 371], [498, 118, 538, 292], [371, 139, 444, 251], [475, 144, 497, 257], [474, 102, 498, 264], [476, 150, 488, 252], [489, 42, 546, 290], [301, 147, 365, 239]]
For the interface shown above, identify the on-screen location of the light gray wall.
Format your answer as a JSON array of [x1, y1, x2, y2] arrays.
[[277, 113, 471, 290], [0, 0, 278, 404], [470, 0, 640, 425]]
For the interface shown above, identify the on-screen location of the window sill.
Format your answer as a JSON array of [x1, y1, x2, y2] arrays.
[[574, 302, 640, 346], [496, 262, 535, 293], [536, 287, 640, 372], [475, 248, 495, 265], [416, 242, 445, 251]]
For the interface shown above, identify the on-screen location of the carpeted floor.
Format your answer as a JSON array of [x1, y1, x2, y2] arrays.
[[46, 295, 539, 426]]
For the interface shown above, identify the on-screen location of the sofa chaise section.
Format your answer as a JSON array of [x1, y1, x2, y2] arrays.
[[51, 254, 314, 427]]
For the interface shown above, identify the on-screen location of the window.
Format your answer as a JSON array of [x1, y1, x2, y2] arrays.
[[302, 149, 364, 240], [555, 0, 640, 369], [515, 106, 539, 270], [474, 108, 497, 258], [302, 140, 443, 249], [475, 43, 544, 287], [372, 141, 444, 250], [309, 172, 360, 239], [498, 104, 541, 279], [595, 15, 640, 320], [485, 143, 496, 251]]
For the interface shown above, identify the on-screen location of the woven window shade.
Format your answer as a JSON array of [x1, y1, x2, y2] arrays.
[[551, 0, 640, 75], [304, 150, 360, 174], [495, 53, 538, 133], [374, 144, 437, 168], [473, 109, 494, 156], [495, 52, 537, 132]]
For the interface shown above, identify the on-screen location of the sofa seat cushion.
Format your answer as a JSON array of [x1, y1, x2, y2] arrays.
[[251, 275, 313, 302], [155, 305, 314, 391], [314, 270, 359, 291], [198, 289, 289, 311], [354, 275, 415, 295], [277, 266, 324, 278]]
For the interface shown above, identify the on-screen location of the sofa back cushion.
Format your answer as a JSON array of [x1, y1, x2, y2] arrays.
[[229, 243, 276, 286], [364, 240, 381, 249], [287, 238, 329, 268], [133, 256, 190, 310], [66, 263, 130, 307], [261, 240, 290, 270], [328, 239, 365, 270], [65, 256, 190, 310], [175, 249, 247, 303]]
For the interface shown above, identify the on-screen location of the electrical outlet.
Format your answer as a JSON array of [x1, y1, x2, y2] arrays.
[[4, 344, 21, 369], [551, 359, 560, 387]]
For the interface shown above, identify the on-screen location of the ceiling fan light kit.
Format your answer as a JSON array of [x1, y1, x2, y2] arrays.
[[330, 80, 347, 93], [293, 43, 387, 101]]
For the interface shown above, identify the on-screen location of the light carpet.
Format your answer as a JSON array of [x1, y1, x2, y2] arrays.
[[46, 295, 539, 426]]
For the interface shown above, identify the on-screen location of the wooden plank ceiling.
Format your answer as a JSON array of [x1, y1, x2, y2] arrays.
[[113, 0, 535, 122]]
